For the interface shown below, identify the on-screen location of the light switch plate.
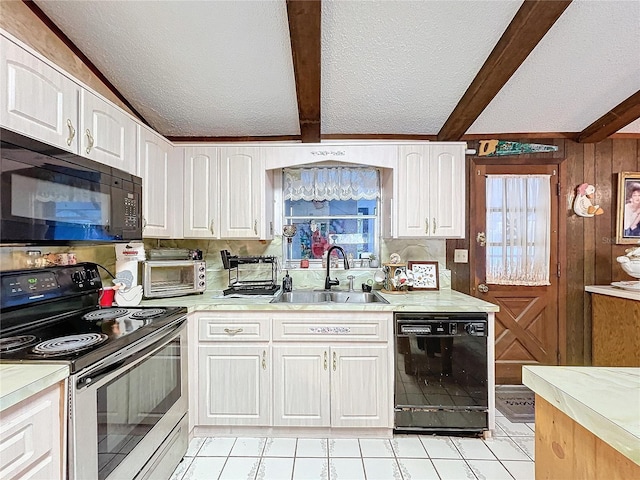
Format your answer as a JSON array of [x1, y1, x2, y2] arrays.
[[454, 249, 468, 263]]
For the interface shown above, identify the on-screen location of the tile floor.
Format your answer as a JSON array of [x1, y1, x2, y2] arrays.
[[170, 409, 535, 480]]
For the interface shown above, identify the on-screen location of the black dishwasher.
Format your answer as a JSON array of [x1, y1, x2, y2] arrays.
[[394, 312, 488, 434]]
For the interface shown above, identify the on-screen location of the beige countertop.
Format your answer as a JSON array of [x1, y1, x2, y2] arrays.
[[523, 366, 640, 465], [0, 363, 69, 411], [139, 288, 500, 313], [585, 285, 640, 301]]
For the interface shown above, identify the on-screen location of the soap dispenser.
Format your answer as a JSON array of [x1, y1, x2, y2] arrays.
[[282, 270, 293, 292]]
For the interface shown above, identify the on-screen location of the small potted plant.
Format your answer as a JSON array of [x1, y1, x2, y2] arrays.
[[369, 254, 379, 268]]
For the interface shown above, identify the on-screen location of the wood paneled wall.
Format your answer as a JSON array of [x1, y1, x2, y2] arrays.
[[447, 138, 640, 365]]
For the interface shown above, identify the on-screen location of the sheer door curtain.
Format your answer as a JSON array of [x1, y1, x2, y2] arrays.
[[485, 175, 551, 286]]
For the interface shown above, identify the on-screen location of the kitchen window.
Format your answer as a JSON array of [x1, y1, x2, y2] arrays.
[[282, 167, 380, 268]]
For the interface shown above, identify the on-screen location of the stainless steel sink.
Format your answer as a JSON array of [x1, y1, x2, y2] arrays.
[[270, 290, 389, 304]]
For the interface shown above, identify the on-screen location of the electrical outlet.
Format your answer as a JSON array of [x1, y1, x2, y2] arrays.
[[454, 249, 468, 263]]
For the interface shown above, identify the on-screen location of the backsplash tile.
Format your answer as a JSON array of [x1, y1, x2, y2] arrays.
[[147, 236, 450, 292]]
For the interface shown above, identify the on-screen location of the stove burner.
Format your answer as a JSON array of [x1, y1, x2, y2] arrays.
[[33, 333, 108, 356], [0, 335, 37, 353], [83, 308, 130, 321], [130, 308, 166, 319]]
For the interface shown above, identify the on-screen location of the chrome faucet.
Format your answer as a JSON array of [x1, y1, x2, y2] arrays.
[[324, 245, 350, 290]]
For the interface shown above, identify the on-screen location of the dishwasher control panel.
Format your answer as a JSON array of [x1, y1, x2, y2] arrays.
[[395, 313, 488, 337]]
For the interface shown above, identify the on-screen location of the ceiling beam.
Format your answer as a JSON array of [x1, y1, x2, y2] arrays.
[[437, 0, 572, 141], [286, 0, 321, 143], [575, 90, 640, 143]]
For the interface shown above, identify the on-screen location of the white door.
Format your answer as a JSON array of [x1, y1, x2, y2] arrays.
[[198, 345, 270, 426], [81, 90, 137, 173], [183, 147, 219, 238], [0, 36, 79, 152], [397, 145, 430, 237], [138, 126, 181, 238], [219, 146, 262, 238], [330, 346, 389, 427], [429, 143, 465, 238], [272, 345, 330, 427]]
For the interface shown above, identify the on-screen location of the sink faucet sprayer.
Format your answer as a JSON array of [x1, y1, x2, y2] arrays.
[[324, 245, 350, 290]]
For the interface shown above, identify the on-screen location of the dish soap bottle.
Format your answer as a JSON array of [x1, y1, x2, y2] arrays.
[[282, 270, 293, 292]]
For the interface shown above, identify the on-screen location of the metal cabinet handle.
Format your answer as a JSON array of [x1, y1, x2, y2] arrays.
[[254, 220, 258, 235], [425, 218, 429, 235], [143, 217, 147, 229], [85, 129, 94, 154], [262, 350, 267, 370], [478, 283, 489, 293], [324, 351, 328, 370], [332, 351, 337, 371], [223, 327, 244, 335], [66, 119, 76, 146], [432, 218, 436, 234], [210, 219, 215, 235]]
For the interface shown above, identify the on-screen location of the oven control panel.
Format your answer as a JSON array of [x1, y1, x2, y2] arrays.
[[1, 263, 102, 309]]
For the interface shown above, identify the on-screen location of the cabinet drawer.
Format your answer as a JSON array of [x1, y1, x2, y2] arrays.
[[199, 316, 270, 341], [273, 318, 387, 342]]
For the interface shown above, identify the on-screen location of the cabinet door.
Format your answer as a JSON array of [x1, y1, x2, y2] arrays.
[[81, 90, 137, 173], [272, 345, 330, 427], [397, 145, 430, 237], [330, 346, 389, 428], [0, 36, 79, 152], [139, 126, 182, 238], [183, 147, 219, 238], [429, 143, 465, 238], [198, 345, 270, 425], [219, 146, 265, 239], [0, 382, 65, 480]]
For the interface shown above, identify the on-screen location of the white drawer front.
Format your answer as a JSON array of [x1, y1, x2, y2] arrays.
[[273, 319, 387, 342], [199, 317, 270, 342]]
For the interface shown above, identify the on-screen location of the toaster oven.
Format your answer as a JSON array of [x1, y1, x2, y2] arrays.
[[143, 260, 207, 298]]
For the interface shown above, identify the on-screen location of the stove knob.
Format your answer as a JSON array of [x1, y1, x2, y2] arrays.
[[199, 281, 206, 287]]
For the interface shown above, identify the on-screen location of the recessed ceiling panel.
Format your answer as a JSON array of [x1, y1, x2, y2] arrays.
[[34, 0, 300, 137], [468, 0, 640, 134], [320, 0, 523, 135]]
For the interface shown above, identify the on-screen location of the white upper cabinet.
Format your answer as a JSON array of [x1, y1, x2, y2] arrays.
[[0, 35, 79, 152], [81, 90, 137, 174], [219, 146, 273, 239], [183, 147, 219, 238], [396, 143, 465, 238], [138, 126, 182, 238]]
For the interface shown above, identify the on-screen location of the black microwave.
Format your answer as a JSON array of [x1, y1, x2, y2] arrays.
[[1, 129, 142, 244]]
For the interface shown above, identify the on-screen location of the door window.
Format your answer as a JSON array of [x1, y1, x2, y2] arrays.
[[485, 175, 551, 285]]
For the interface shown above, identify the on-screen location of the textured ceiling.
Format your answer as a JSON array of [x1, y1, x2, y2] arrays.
[[33, 0, 640, 138]]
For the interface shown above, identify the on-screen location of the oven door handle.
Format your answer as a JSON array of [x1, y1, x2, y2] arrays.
[[76, 318, 185, 390], [77, 359, 126, 388]]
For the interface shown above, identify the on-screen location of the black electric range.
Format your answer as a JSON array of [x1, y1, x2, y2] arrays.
[[0, 262, 187, 374]]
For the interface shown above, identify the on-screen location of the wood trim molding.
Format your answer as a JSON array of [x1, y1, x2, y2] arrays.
[[286, 0, 321, 143], [437, 0, 573, 141], [22, 0, 149, 127], [576, 90, 640, 143]]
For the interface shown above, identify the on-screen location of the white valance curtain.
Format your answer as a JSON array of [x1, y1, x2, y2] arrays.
[[283, 167, 379, 201], [486, 174, 551, 286]]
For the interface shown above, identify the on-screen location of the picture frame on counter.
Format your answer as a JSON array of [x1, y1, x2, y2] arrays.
[[616, 172, 640, 244], [408, 261, 439, 291]]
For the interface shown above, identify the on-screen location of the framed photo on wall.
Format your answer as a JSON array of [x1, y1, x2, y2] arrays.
[[616, 172, 640, 244], [408, 261, 439, 291]]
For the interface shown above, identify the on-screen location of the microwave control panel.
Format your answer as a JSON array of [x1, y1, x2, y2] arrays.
[[124, 194, 139, 228]]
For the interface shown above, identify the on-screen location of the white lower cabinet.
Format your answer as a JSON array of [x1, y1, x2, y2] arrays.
[[0, 382, 66, 480], [194, 311, 392, 431], [272, 344, 388, 428], [198, 345, 270, 426]]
